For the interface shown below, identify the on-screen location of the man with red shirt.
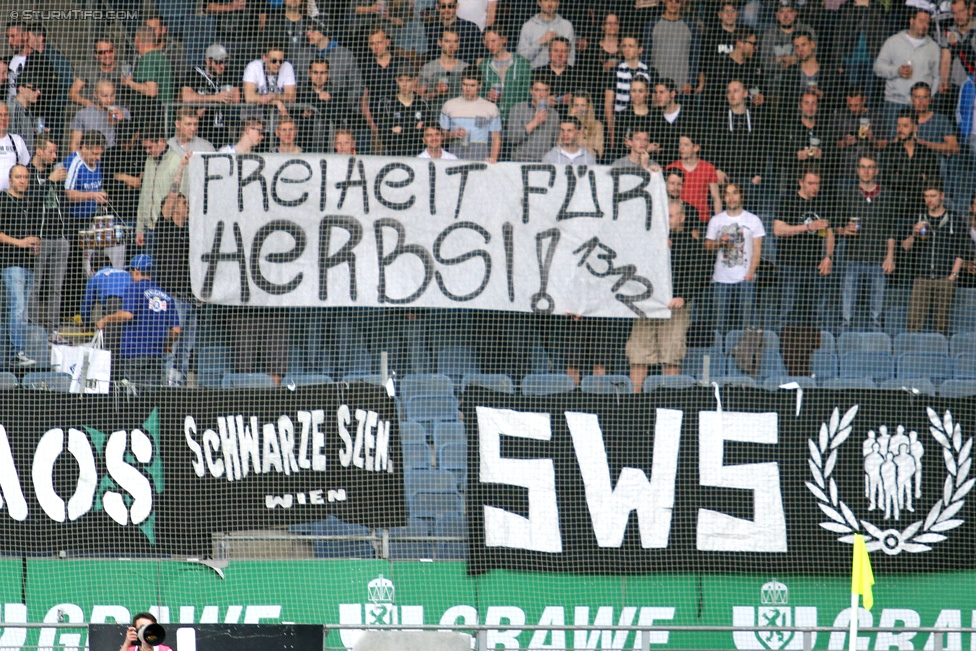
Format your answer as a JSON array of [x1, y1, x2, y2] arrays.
[[666, 133, 722, 223]]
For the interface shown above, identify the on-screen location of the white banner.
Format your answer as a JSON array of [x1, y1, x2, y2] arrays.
[[188, 155, 671, 318]]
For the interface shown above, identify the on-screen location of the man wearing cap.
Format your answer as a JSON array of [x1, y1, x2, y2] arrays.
[[301, 19, 362, 102], [6, 71, 42, 152], [97, 254, 180, 389], [761, 0, 814, 91], [181, 44, 240, 148]]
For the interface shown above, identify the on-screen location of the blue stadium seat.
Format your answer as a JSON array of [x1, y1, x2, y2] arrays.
[[682, 349, 725, 381], [712, 376, 758, 388], [0, 372, 18, 389], [896, 352, 952, 383], [838, 332, 892, 354], [400, 422, 428, 445], [880, 377, 937, 395], [197, 346, 231, 388], [762, 376, 817, 391], [950, 333, 976, 357], [387, 517, 434, 560], [953, 353, 976, 379], [342, 347, 372, 378], [408, 491, 464, 520], [400, 374, 455, 401], [884, 307, 908, 338], [642, 375, 697, 391], [433, 421, 465, 448], [404, 468, 457, 496], [402, 442, 432, 470], [819, 331, 836, 352], [840, 351, 895, 381], [404, 394, 460, 423], [438, 441, 467, 491], [21, 372, 72, 392], [950, 288, 976, 334], [434, 511, 467, 560], [221, 373, 276, 389], [282, 374, 334, 387], [810, 351, 839, 380], [290, 516, 375, 559], [580, 375, 634, 394], [343, 373, 384, 385], [521, 373, 575, 396], [437, 346, 480, 383], [940, 379, 976, 397], [460, 373, 515, 394], [893, 332, 949, 357], [821, 377, 878, 389]]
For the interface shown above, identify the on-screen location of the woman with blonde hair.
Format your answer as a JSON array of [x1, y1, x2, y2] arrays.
[[569, 91, 604, 160]]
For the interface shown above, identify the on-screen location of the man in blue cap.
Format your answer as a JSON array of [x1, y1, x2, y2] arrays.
[[96, 254, 180, 388]]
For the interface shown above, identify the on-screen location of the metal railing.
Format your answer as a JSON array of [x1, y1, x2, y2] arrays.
[[6, 622, 973, 651]]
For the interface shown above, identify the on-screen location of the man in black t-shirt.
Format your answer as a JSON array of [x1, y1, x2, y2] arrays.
[[774, 165, 835, 331], [180, 44, 240, 149], [361, 27, 409, 155], [0, 164, 40, 365]]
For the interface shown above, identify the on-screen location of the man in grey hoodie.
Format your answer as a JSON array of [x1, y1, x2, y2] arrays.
[[517, 0, 576, 69], [874, 9, 942, 137]]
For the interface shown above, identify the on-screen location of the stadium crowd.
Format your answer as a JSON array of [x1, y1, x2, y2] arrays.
[[0, 0, 974, 389]]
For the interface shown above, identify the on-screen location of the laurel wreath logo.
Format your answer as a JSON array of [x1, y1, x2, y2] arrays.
[[806, 406, 973, 555]]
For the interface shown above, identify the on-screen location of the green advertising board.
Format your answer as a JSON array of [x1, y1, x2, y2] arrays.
[[0, 559, 973, 650]]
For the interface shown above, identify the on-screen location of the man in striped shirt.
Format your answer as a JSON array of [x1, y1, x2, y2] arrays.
[[604, 35, 652, 152]]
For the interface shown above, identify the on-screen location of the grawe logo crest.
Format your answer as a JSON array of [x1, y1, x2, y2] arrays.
[[807, 406, 972, 555], [338, 575, 423, 649], [732, 581, 818, 650]]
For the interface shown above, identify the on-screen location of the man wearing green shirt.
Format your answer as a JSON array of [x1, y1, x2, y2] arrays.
[[121, 25, 173, 123], [479, 25, 531, 124]]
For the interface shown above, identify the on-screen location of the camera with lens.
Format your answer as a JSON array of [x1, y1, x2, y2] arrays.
[[131, 623, 166, 648]]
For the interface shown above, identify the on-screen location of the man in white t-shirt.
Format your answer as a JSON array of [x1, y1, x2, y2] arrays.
[[242, 44, 297, 116], [0, 104, 30, 192], [704, 181, 765, 333], [417, 125, 458, 159]]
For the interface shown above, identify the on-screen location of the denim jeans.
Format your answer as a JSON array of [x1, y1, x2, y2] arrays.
[[3, 266, 33, 354], [777, 265, 824, 331], [165, 298, 197, 384], [842, 261, 887, 329], [711, 281, 758, 334]]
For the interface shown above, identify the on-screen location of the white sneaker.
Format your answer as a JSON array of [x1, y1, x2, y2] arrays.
[[12, 352, 36, 366]]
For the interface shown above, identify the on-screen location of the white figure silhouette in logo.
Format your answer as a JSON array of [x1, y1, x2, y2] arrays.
[[894, 443, 916, 513], [881, 452, 899, 520], [864, 441, 884, 510], [909, 430, 924, 498]]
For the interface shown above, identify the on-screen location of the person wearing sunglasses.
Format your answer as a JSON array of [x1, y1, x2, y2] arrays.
[[70, 38, 131, 111], [243, 43, 296, 115], [7, 73, 41, 152], [426, 0, 484, 66]]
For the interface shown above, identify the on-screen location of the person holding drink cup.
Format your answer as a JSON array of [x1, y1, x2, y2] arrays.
[[901, 180, 966, 335], [838, 154, 896, 331], [873, 9, 941, 138]]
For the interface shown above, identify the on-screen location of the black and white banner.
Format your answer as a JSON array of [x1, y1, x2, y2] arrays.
[[89, 624, 323, 651], [188, 155, 671, 318], [0, 385, 404, 556], [464, 387, 976, 575]]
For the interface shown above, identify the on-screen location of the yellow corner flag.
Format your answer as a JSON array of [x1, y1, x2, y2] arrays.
[[852, 534, 875, 611]]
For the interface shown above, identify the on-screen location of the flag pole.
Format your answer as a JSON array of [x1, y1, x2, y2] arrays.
[[850, 533, 875, 651], [848, 592, 859, 651]]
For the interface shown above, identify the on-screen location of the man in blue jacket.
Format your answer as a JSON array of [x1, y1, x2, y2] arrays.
[[81, 253, 131, 356], [96, 254, 180, 389]]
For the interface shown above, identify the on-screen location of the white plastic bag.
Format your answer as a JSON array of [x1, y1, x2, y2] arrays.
[[51, 331, 112, 394]]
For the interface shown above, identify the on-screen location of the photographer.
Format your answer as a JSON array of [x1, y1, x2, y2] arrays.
[[120, 612, 172, 651]]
